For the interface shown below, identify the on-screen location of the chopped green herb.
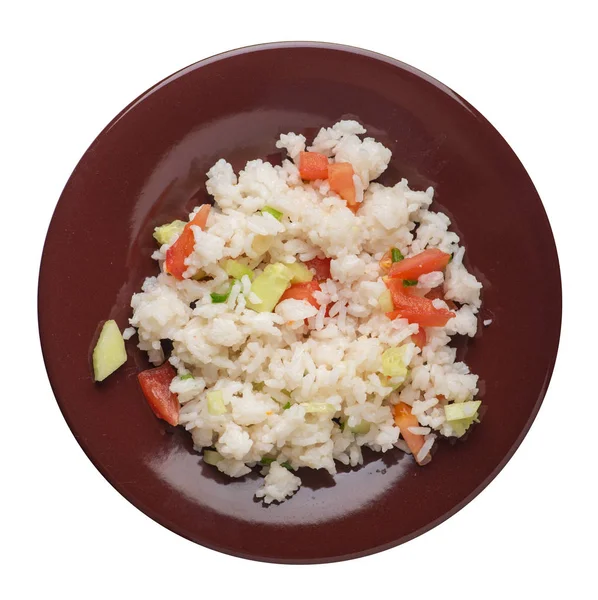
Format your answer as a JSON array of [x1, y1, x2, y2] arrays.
[[391, 248, 404, 262], [403, 279, 418, 286], [280, 462, 294, 471], [262, 206, 283, 220], [282, 401, 291, 410], [281, 389, 292, 397], [253, 382, 265, 391], [180, 373, 194, 380], [448, 253, 453, 263], [210, 282, 232, 303], [260, 457, 275, 466]]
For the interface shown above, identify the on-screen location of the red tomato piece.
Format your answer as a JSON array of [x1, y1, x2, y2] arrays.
[[305, 256, 331, 281], [299, 152, 329, 180], [279, 280, 321, 309], [137, 362, 179, 426], [385, 279, 455, 327], [165, 204, 211, 280], [411, 327, 427, 349], [328, 162, 357, 210], [425, 286, 458, 310], [388, 248, 451, 280], [393, 402, 430, 465]]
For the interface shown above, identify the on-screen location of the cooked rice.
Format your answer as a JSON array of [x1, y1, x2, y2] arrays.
[[128, 120, 482, 504]]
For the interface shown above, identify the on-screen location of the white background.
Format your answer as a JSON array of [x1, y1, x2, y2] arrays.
[[2, 1, 596, 598]]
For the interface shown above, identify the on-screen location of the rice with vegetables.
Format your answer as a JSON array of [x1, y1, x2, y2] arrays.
[[126, 121, 483, 504]]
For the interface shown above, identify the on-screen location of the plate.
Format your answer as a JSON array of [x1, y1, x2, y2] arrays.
[[38, 42, 561, 563]]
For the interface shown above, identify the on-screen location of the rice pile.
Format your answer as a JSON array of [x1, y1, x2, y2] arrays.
[[127, 121, 483, 504]]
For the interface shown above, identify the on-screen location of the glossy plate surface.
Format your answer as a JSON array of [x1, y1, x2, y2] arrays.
[[38, 42, 561, 563]]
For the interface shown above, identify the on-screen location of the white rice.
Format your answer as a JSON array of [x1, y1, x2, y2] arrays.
[[128, 121, 483, 504]]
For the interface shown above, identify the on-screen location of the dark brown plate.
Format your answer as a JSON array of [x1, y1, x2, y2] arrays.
[[38, 42, 561, 563]]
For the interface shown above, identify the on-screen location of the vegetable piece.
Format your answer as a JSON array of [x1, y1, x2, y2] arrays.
[[280, 462, 294, 471], [305, 256, 332, 281], [378, 289, 394, 313], [411, 327, 427, 349], [284, 262, 314, 284], [391, 248, 404, 263], [349, 420, 371, 435], [299, 151, 329, 180], [385, 279, 455, 327], [388, 248, 451, 280], [246, 263, 293, 312], [282, 401, 291, 410], [223, 259, 254, 281], [262, 206, 283, 220], [153, 220, 186, 246], [92, 320, 127, 382], [445, 401, 481, 437], [180, 373, 194, 380], [425, 287, 458, 310], [137, 362, 179, 426], [252, 235, 273, 255], [381, 346, 411, 379], [260, 457, 275, 465], [203, 450, 223, 466], [165, 204, 211, 280], [207, 390, 227, 415], [380, 251, 392, 272], [328, 162, 358, 211], [210, 282, 232, 303], [444, 400, 481, 422], [393, 402, 430, 465], [300, 402, 336, 414], [191, 269, 207, 281], [403, 279, 418, 286], [278, 279, 321, 309]]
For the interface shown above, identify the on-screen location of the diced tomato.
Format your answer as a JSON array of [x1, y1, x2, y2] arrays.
[[165, 204, 210, 280], [388, 248, 451, 280], [137, 362, 179, 426], [279, 280, 321, 309], [385, 279, 455, 327], [393, 402, 430, 465], [299, 152, 329, 180], [425, 287, 457, 310], [305, 256, 331, 281], [328, 162, 358, 211], [412, 327, 427, 349]]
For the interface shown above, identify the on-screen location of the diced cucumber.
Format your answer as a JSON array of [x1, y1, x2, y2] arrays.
[[444, 401, 481, 422], [153, 220, 186, 246], [350, 420, 371, 435], [381, 345, 411, 378], [252, 235, 273, 256], [223, 259, 254, 281], [378, 289, 394, 312], [246, 263, 293, 312], [284, 262, 314, 284], [203, 450, 223, 466], [191, 269, 207, 281], [92, 320, 127, 382], [207, 390, 227, 415], [445, 401, 481, 438]]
